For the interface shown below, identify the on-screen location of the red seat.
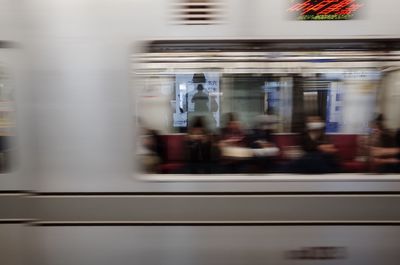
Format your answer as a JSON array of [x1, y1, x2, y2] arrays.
[[163, 134, 185, 161], [273, 134, 301, 148], [341, 160, 368, 172], [272, 134, 301, 160], [273, 133, 367, 172], [329, 134, 358, 161], [159, 134, 185, 173], [158, 133, 368, 173], [329, 134, 367, 172]]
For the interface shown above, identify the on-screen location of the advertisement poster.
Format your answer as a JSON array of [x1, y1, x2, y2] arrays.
[[323, 71, 380, 133], [326, 82, 342, 133], [173, 73, 220, 129]]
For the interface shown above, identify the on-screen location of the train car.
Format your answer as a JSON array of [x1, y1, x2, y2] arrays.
[[2, 0, 400, 264]]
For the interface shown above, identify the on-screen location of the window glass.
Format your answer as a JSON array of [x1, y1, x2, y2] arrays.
[[135, 49, 400, 176]]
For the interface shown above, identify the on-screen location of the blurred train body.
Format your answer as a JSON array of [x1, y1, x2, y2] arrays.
[[1, 0, 400, 264]]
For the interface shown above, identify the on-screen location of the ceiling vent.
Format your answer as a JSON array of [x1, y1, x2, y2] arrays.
[[171, 0, 224, 25]]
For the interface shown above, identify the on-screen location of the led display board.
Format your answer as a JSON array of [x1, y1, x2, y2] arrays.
[[288, 0, 363, 20]]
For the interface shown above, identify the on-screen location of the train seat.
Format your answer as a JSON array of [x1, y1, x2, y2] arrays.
[[329, 134, 368, 172], [159, 134, 185, 173], [158, 133, 367, 173], [272, 134, 302, 160], [272, 134, 367, 172]]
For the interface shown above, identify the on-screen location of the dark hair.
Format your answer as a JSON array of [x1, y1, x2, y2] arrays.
[[222, 112, 238, 128], [373, 113, 385, 130], [196, 84, 204, 91], [192, 73, 206, 83], [226, 112, 237, 123], [375, 114, 384, 123], [190, 116, 207, 129]]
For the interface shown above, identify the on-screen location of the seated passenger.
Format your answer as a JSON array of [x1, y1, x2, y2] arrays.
[[247, 114, 280, 172], [184, 116, 212, 174], [287, 116, 339, 174], [136, 120, 162, 173], [218, 112, 249, 173], [220, 112, 246, 147], [369, 114, 400, 172]]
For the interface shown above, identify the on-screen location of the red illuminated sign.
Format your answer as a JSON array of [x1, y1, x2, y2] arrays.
[[288, 0, 363, 20]]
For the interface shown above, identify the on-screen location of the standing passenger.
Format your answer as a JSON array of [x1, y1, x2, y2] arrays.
[[192, 84, 209, 112]]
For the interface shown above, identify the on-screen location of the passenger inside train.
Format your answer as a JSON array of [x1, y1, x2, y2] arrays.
[[185, 116, 213, 174], [285, 115, 340, 174], [137, 83, 400, 174], [369, 114, 400, 173]]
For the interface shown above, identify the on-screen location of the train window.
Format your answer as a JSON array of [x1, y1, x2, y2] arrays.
[[0, 66, 14, 173], [134, 40, 400, 176], [222, 74, 293, 132]]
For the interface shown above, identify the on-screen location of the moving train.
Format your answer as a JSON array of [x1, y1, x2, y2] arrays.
[[1, 0, 400, 264]]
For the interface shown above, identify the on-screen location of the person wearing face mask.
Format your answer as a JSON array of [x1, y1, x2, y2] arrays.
[[287, 116, 339, 173], [301, 116, 337, 154]]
